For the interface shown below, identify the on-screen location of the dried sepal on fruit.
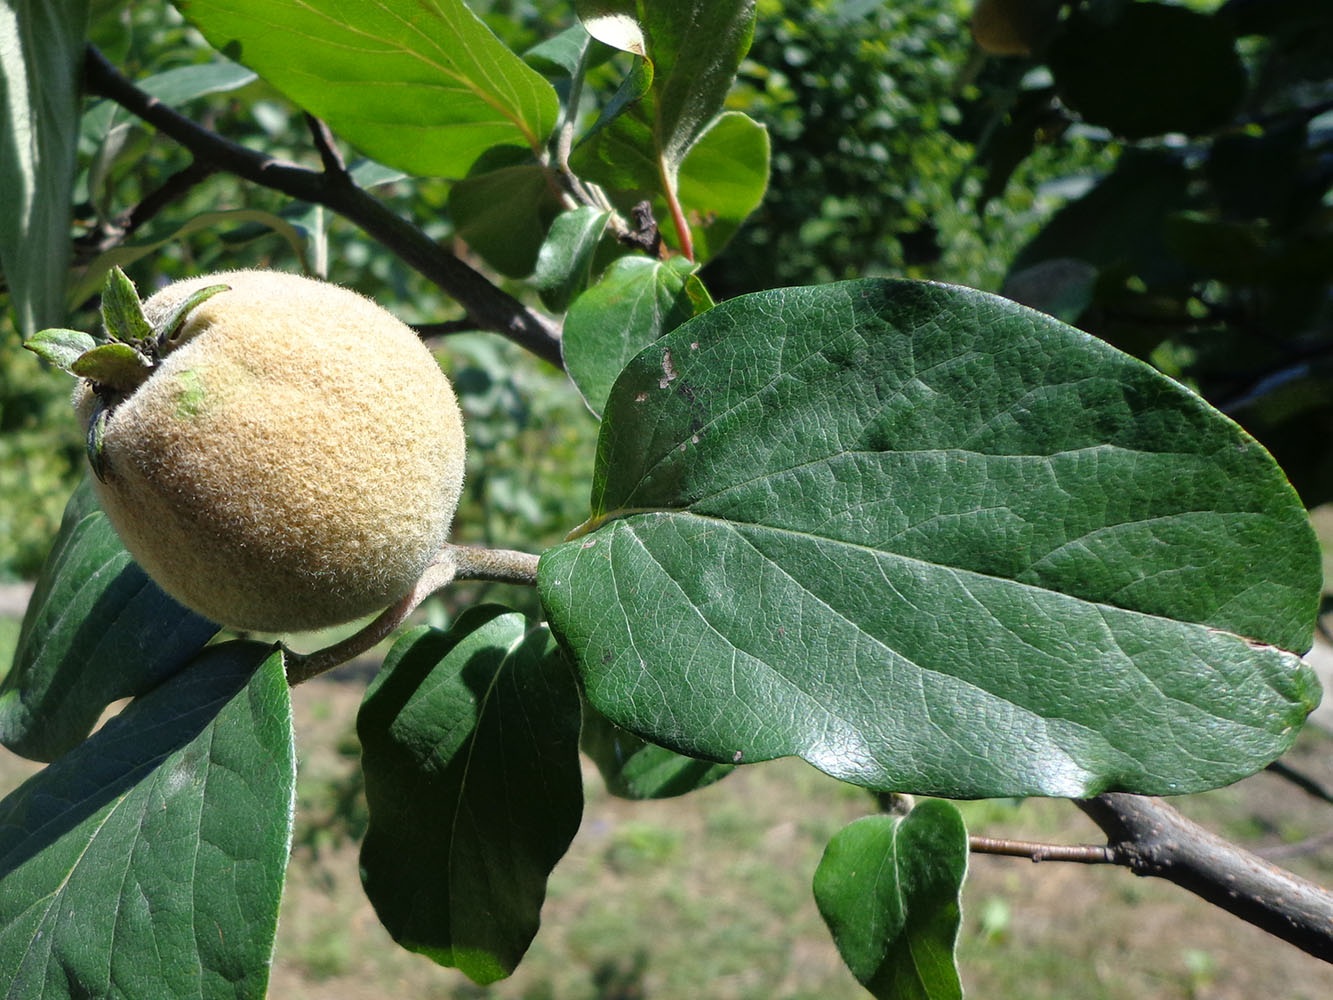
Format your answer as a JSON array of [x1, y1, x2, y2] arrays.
[[27, 267, 467, 633]]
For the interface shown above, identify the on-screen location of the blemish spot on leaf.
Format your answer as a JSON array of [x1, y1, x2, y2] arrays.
[[659, 348, 677, 389]]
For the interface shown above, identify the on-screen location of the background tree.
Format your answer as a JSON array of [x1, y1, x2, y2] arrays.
[[0, 1, 1331, 997]]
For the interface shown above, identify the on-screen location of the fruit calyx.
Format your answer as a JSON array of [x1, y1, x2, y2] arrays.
[[26, 266, 229, 392], [25, 266, 229, 481]]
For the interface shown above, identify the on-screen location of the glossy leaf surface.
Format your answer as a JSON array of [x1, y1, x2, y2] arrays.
[[359, 608, 583, 984], [814, 802, 967, 1000], [540, 279, 1321, 798], [174, 0, 558, 177], [0, 643, 295, 1000], [0, 479, 218, 761]]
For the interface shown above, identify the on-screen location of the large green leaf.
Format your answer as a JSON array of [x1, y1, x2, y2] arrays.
[[562, 254, 706, 416], [358, 608, 583, 984], [539, 279, 1321, 799], [173, 0, 558, 178], [0, 642, 294, 1000], [0, 0, 88, 334], [572, 0, 758, 257], [814, 802, 967, 1000], [0, 479, 219, 762]]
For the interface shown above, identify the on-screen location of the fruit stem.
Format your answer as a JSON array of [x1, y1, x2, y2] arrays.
[[284, 543, 541, 684]]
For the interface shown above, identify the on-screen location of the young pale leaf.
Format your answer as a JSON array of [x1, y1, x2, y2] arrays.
[[562, 255, 705, 416], [359, 608, 583, 985], [814, 802, 968, 1000], [0, 479, 218, 761], [533, 206, 611, 313], [173, 0, 558, 177], [539, 279, 1322, 799], [22, 328, 98, 373], [0, 643, 294, 1000], [581, 703, 734, 799], [0, 0, 87, 334]]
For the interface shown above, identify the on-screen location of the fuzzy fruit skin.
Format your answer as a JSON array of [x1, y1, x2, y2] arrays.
[[77, 270, 466, 632]]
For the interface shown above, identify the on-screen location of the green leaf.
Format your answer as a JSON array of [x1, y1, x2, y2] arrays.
[[173, 0, 559, 178], [0, 0, 89, 334], [581, 703, 734, 799], [814, 802, 967, 1000], [562, 255, 705, 416], [533, 206, 611, 313], [358, 608, 583, 984], [0, 479, 219, 761], [23, 328, 98, 373], [539, 279, 1321, 799], [0, 642, 294, 1000], [572, 1, 758, 253], [97, 264, 152, 343], [1049, 2, 1246, 140], [675, 111, 770, 262], [69, 341, 152, 389], [449, 156, 563, 278]]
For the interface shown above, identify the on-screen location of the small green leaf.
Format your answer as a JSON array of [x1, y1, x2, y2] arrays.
[[23, 328, 98, 373], [581, 703, 734, 799], [0, 643, 294, 1000], [0, 479, 219, 761], [0, 0, 88, 334], [540, 279, 1321, 799], [359, 608, 583, 984], [562, 255, 705, 416], [676, 111, 770, 262], [533, 206, 611, 312], [155, 281, 230, 345], [814, 802, 968, 1000], [174, 0, 559, 177], [98, 265, 152, 343], [69, 340, 152, 390], [84, 398, 109, 483]]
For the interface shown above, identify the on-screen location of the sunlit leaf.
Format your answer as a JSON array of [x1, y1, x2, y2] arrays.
[[174, 0, 558, 177], [540, 279, 1321, 799], [0, 643, 294, 1000]]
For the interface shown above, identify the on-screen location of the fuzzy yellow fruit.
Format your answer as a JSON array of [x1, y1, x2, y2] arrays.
[[76, 270, 466, 633]]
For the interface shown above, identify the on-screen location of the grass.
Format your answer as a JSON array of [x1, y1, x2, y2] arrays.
[[1, 618, 1331, 998]]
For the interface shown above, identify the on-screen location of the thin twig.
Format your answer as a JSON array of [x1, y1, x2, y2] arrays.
[[304, 113, 348, 178], [969, 835, 1114, 864], [1267, 760, 1333, 807], [82, 44, 565, 369]]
